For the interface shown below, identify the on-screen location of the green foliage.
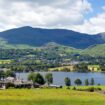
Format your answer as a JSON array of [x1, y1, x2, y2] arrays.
[[28, 73, 45, 85], [72, 86, 76, 90], [5, 70, 16, 77], [76, 63, 88, 72], [76, 87, 102, 92], [74, 79, 82, 86], [45, 73, 53, 85], [64, 77, 71, 86], [0, 71, 5, 79], [5, 82, 15, 89], [90, 78, 95, 85], [85, 79, 89, 86], [1, 43, 105, 73]]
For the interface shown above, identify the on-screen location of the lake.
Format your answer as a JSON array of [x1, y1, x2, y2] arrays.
[[16, 72, 105, 86]]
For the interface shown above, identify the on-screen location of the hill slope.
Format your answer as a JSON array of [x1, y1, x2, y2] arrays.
[[0, 26, 105, 49], [41, 42, 81, 55], [82, 44, 105, 57]]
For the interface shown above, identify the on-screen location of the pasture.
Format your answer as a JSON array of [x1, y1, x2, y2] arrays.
[[0, 60, 12, 64], [0, 86, 105, 105]]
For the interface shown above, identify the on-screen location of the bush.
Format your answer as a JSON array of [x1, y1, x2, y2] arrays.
[[5, 82, 15, 89], [76, 87, 102, 92], [87, 87, 95, 92], [72, 87, 76, 90], [74, 79, 82, 86], [66, 86, 70, 89], [95, 87, 102, 91]]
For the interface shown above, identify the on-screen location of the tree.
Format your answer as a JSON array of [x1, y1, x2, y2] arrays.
[[0, 71, 5, 80], [28, 72, 34, 81], [5, 70, 16, 78], [74, 78, 82, 86], [85, 79, 89, 86], [90, 78, 94, 85], [45, 73, 53, 85], [77, 63, 88, 72], [28, 73, 45, 85], [64, 77, 71, 86]]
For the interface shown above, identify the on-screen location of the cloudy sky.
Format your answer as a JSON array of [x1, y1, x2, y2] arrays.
[[0, 0, 105, 34]]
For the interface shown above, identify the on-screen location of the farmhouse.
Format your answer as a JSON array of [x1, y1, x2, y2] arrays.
[[0, 77, 34, 89], [88, 65, 101, 71]]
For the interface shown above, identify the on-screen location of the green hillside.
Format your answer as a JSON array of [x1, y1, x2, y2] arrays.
[[81, 44, 105, 57], [0, 37, 105, 57], [0, 38, 35, 49], [41, 42, 81, 55]]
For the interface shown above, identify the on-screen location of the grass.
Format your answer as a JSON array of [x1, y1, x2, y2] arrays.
[[0, 86, 105, 105], [49, 65, 75, 71], [0, 60, 12, 64]]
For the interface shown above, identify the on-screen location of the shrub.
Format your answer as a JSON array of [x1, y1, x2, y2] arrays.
[[74, 79, 82, 86], [86, 87, 95, 92], [5, 82, 15, 89], [72, 86, 76, 90], [66, 86, 70, 89]]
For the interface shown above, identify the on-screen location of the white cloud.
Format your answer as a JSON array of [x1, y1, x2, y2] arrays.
[[0, 0, 93, 33], [71, 12, 105, 34]]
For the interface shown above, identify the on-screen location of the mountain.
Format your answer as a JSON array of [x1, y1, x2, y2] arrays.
[[81, 44, 105, 57], [0, 26, 105, 49]]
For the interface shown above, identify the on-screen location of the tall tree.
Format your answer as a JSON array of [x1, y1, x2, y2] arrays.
[[64, 77, 71, 86], [90, 78, 94, 85], [45, 73, 53, 85], [85, 79, 89, 86], [28, 73, 45, 85]]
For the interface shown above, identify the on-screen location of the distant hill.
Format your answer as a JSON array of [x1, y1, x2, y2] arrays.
[[40, 42, 81, 55], [0, 37, 105, 57], [0, 26, 105, 49], [81, 44, 105, 57], [0, 38, 35, 49]]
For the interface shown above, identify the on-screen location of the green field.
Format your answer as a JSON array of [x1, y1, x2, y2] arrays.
[[0, 86, 105, 105], [0, 60, 12, 64]]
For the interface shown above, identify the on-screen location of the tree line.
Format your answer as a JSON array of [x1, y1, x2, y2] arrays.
[[64, 77, 95, 86], [28, 72, 96, 86]]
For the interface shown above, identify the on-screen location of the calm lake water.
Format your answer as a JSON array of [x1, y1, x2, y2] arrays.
[[16, 72, 105, 86]]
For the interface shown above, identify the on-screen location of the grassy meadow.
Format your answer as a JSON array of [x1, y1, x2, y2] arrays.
[[0, 86, 105, 105], [0, 60, 12, 64]]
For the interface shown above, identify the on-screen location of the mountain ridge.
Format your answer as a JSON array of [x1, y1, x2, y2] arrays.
[[0, 26, 105, 49]]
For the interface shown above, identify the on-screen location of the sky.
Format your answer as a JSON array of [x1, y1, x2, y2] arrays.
[[0, 0, 105, 34]]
